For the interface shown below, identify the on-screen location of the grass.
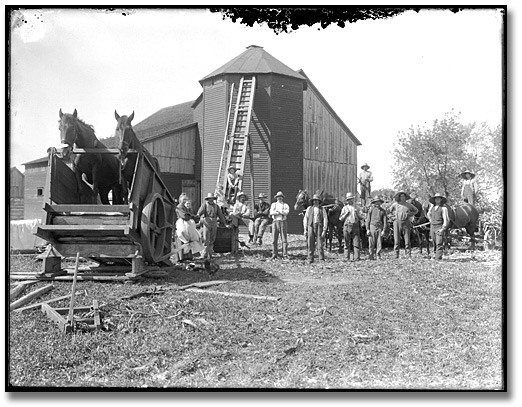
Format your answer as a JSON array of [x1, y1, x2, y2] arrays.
[[8, 234, 504, 389]]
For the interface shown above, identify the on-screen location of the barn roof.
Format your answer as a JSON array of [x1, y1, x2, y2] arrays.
[[133, 101, 195, 140], [298, 69, 362, 146], [200, 45, 307, 83], [22, 156, 48, 166]]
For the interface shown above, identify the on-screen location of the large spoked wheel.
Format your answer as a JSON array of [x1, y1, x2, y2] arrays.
[[141, 193, 168, 263]]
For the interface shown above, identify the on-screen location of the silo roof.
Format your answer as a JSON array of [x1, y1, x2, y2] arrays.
[[200, 45, 306, 83]]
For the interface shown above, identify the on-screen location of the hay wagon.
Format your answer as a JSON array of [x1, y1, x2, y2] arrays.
[[35, 147, 176, 274]]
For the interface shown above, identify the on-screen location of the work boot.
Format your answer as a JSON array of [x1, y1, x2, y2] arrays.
[[258, 237, 263, 245], [395, 252, 399, 259], [248, 235, 254, 244]]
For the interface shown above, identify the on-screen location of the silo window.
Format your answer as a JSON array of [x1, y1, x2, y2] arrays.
[[37, 187, 43, 196]]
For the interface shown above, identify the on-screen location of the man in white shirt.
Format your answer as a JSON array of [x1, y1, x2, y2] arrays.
[[269, 191, 290, 260], [303, 194, 328, 264], [339, 192, 362, 261], [230, 192, 255, 243]]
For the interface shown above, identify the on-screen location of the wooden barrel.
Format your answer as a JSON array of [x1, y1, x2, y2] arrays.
[[213, 226, 238, 254]]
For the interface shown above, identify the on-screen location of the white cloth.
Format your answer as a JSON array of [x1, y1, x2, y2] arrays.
[[10, 219, 46, 250], [175, 218, 204, 254]]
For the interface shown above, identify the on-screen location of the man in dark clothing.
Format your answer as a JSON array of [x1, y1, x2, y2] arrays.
[[365, 197, 388, 260], [253, 193, 271, 245], [388, 191, 418, 258], [426, 193, 450, 260], [339, 192, 362, 261], [197, 193, 228, 260], [303, 194, 328, 264]]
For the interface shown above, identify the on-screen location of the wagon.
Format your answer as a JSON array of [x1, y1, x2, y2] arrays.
[[35, 147, 176, 274]]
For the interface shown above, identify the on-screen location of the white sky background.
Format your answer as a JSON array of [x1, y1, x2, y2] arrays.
[[9, 8, 503, 191]]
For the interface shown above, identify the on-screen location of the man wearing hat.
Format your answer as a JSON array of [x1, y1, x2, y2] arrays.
[[269, 191, 290, 260], [230, 192, 255, 243], [388, 191, 418, 258], [365, 196, 388, 260], [226, 166, 241, 201], [426, 193, 450, 260], [253, 193, 271, 245], [339, 192, 363, 261], [197, 192, 228, 260], [302, 194, 328, 264], [358, 163, 373, 207], [460, 170, 478, 205]]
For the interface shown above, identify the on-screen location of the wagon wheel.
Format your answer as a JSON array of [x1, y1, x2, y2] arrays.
[[141, 193, 169, 263]]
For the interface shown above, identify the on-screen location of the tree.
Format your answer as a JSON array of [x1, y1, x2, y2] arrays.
[[210, 8, 409, 34], [392, 110, 476, 204]]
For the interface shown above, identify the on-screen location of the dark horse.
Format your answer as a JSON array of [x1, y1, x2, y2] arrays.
[[294, 189, 344, 253], [114, 110, 160, 204], [446, 203, 480, 250], [409, 200, 430, 255], [59, 109, 123, 204]]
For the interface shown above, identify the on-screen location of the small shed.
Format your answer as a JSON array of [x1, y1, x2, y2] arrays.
[[22, 156, 48, 221], [10, 167, 25, 220]]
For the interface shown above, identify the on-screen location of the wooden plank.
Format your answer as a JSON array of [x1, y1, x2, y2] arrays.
[[93, 300, 101, 331], [53, 216, 129, 226], [10, 274, 130, 281], [14, 291, 82, 313], [185, 288, 280, 301], [41, 303, 69, 332], [45, 204, 130, 213], [53, 243, 139, 258], [37, 225, 130, 234], [72, 148, 136, 154], [10, 281, 39, 301], [10, 284, 54, 311]]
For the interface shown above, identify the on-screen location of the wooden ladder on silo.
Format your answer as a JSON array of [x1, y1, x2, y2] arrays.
[[216, 76, 256, 200]]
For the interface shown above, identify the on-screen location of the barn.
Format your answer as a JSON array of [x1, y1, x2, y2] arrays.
[[10, 167, 25, 220], [21, 156, 48, 220], [122, 45, 361, 233]]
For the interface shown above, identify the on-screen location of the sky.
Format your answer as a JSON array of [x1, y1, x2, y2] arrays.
[[8, 7, 503, 191]]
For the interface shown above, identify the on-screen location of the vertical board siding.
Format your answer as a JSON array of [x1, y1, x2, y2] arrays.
[[303, 84, 358, 201], [202, 82, 227, 199], [270, 75, 304, 234]]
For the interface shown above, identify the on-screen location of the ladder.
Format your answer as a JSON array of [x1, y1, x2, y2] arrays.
[[216, 76, 256, 200]]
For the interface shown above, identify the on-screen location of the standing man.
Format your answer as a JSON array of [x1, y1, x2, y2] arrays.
[[358, 163, 373, 207], [426, 193, 450, 261], [197, 192, 228, 260], [460, 169, 479, 205], [253, 193, 271, 245], [230, 191, 255, 243], [365, 196, 388, 260], [303, 194, 328, 264], [269, 191, 290, 260], [339, 192, 362, 262], [388, 191, 418, 258]]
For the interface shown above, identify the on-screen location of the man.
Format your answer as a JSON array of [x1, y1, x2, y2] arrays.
[[230, 191, 255, 243], [365, 196, 388, 260], [388, 191, 418, 258], [269, 191, 290, 260], [197, 192, 228, 260], [339, 192, 362, 261], [253, 193, 271, 245], [303, 194, 328, 264], [426, 193, 450, 261], [460, 170, 479, 205], [226, 167, 240, 201], [358, 163, 373, 207]]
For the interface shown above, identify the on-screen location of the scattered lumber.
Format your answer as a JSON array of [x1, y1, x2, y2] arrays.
[[185, 288, 280, 301], [177, 280, 230, 290], [10, 284, 54, 311], [10, 281, 39, 302], [14, 291, 84, 313]]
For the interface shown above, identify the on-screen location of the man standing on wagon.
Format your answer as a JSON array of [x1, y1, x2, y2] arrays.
[[358, 163, 373, 207], [303, 193, 328, 264], [197, 192, 228, 260], [388, 191, 418, 259]]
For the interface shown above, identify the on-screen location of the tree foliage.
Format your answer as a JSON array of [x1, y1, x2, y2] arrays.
[[209, 8, 409, 34]]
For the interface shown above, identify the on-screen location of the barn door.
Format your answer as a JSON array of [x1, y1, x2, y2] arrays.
[[182, 179, 197, 204]]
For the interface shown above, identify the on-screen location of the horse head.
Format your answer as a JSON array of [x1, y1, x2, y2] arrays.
[[114, 110, 135, 161], [294, 189, 310, 212], [58, 109, 79, 157]]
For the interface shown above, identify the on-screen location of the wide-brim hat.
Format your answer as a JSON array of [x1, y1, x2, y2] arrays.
[[309, 194, 323, 204], [345, 192, 355, 201], [228, 166, 237, 172], [394, 191, 411, 201], [236, 192, 248, 201], [274, 191, 285, 199], [258, 193, 267, 199], [429, 193, 447, 205], [460, 169, 475, 179], [204, 192, 217, 200], [371, 197, 383, 204], [361, 163, 370, 169]]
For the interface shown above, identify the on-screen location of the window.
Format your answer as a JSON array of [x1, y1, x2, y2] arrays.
[[37, 187, 43, 197]]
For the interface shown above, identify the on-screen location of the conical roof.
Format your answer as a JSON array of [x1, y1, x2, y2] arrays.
[[200, 45, 306, 83]]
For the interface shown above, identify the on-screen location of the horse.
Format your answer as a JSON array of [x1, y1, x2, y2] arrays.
[[446, 202, 480, 251], [59, 109, 123, 205], [409, 199, 430, 255], [294, 189, 344, 253], [114, 110, 160, 204]]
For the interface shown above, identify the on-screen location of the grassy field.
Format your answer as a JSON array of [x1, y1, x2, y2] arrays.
[[8, 234, 504, 389]]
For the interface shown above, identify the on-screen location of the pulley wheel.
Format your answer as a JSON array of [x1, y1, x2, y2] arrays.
[[141, 193, 168, 263]]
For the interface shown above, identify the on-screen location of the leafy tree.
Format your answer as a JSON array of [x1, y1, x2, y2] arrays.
[[210, 8, 409, 34]]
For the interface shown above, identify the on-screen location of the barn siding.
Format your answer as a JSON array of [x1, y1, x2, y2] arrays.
[[202, 81, 227, 201], [270, 75, 304, 234], [23, 165, 47, 220], [303, 83, 358, 202]]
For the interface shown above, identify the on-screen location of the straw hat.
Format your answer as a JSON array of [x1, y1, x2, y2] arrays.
[[371, 196, 383, 205], [228, 166, 237, 172], [204, 192, 217, 200], [428, 193, 447, 205], [258, 193, 267, 199], [394, 191, 411, 201], [309, 193, 323, 205], [274, 191, 285, 199], [236, 191, 248, 201], [460, 169, 475, 179], [345, 192, 356, 201], [361, 163, 370, 170]]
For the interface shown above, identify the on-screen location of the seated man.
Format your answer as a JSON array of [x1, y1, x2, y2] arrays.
[[253, 193, 271, 245], [230, 192, 255, 243]]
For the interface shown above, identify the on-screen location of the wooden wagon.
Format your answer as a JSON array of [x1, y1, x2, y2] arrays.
[[35, 147, 176, 274]]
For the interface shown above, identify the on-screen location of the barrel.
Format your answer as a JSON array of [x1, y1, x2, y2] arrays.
[[213, 226, 238, 253]]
